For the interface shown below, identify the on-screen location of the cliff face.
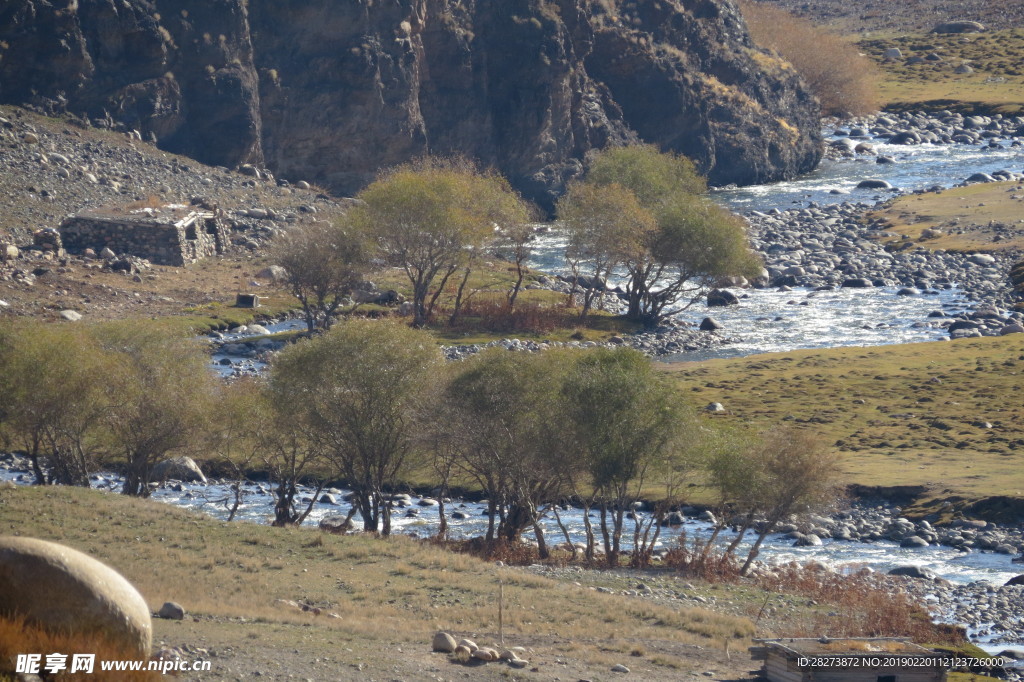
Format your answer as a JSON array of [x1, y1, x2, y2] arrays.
[[0, 0, 822, 207]]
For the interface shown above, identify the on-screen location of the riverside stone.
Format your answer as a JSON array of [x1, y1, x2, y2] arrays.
[[150, 456, 207, 484]]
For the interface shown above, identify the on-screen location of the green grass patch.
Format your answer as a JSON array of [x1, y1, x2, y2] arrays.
[[661, 335, 1024, 515]]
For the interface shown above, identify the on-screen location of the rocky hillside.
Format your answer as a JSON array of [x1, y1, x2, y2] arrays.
[[0, 0, 822, 208]]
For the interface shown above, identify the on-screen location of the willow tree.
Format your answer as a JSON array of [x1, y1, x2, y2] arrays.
[[348, 158, 530, 327], [560, 145, 761, 324], [96, 323, 216, 497], [560, 347, 693, 567], [272, 220, 366, 332], [0, 321, 111, 486], [270, 319, 442, 535], [738, 426, 843, 575], [557, 182, 655, 318], [446, 349, 571, 555]]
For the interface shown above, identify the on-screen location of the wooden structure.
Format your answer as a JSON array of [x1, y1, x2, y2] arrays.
[[750, 638, 947, 682]]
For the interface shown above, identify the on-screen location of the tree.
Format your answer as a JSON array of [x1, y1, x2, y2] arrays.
[[0, 321, 111, 486], [497, 219, 536, 315], [560, 347, 693, 567], [348, 158, 530, 327], [557, 182, 655, 318], [738, 426, 843, 575], [205, 377, 269, 521], [446, 349, 571, 555], [270, 319, 442, 535], [95, 323, 217, 497], [560, 145, 761, 325], [272, 221, 366, 332]]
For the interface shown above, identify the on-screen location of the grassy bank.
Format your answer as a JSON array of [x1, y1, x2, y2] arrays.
[[858, 28, 1024, 114], [661, 335, 1024, 519], [869, 181, 1024, 254], [1, 485, 763, 680]]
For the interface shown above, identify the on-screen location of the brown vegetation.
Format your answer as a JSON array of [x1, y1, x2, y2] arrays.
[[0, 615, 160, 682], [739, 0, 880, 116]]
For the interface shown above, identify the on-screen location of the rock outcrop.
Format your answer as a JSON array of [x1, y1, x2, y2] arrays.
[[0, 0, 822, 207]]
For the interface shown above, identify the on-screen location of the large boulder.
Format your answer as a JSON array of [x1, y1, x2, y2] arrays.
[[933, 21, 985, 33], [150, 456, 207, 484], [0, 536, 152, 656]]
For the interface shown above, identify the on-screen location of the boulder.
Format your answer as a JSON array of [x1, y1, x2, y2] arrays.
[[841, 278, 873, 288], [699, 317, 723, 331], [900, 536, 930, 548], [856, 179, 893, 190], [888, 565, 936, 580], [58, 310, 83, 322], [1, 244, 18, 260], [472, 647, 499, 662], [883, 47, 903, 59], [794, 533, 822, 547], [432, 631, 458, 653], [158, 601, 185, 620], [255, 265, 288, 281], [319, 515, 355, 534], [1000, 324, 1024, 336], [150, 457, 207, 484], [933, 21, 985, 33], [0, 536, 152, 656], [707, 289, 739, 307]]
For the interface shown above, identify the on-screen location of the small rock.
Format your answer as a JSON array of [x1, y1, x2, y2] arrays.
[[611, 663, 631, 673]]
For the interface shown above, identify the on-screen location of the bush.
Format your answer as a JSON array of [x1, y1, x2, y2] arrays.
[[739, 1, 879, 116]]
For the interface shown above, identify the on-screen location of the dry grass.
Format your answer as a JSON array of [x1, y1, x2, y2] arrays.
[[0, 615, 160, 681], [0, 486, 754, 653], [738, 0, 880, 116], [757, 564, 960, 643], [869, 181, 1024, 253]]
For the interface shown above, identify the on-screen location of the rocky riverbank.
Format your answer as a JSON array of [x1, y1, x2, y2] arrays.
[[745, 201, 1023, 339]]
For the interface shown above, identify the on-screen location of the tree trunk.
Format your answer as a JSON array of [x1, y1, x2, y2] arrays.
[[552, 507, 577, 561], [533, 518, 549, 560], [449, 266, 473, 325], [436, 495, 448, 540], [725, 513, 755, 556], [740, 529, 771, 576], [381, 492, 393, 537], [507, 259, 525, 313]]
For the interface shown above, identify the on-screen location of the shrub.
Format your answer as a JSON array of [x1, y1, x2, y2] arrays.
[[739, 1, 879, 116]]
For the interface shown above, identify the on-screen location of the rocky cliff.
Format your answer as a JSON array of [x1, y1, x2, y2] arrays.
[[0, 0, 822, 207]]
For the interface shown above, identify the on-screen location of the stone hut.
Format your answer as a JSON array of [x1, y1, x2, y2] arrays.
[[750, 638, 947, 682], [59, 204, 230, 266]]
